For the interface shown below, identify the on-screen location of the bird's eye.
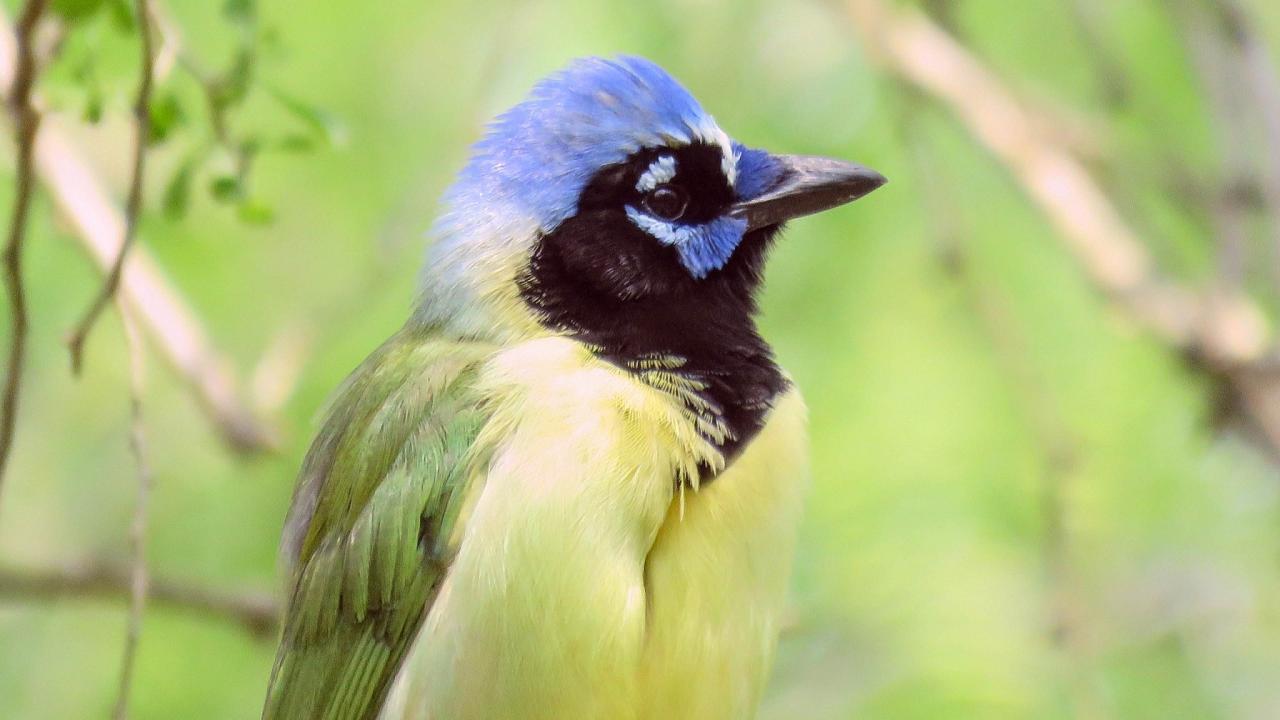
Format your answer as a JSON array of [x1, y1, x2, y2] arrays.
[[642, 186, 689, 221]]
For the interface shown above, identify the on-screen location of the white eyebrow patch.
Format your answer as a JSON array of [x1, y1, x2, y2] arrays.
[[689, 118, 738, 187], [636, 155, 678, 192], [721, 142, 740, 187]]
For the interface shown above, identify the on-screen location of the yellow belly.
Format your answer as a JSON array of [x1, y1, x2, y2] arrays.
[[383, 338, 809, 720], [638, 387, 809, 719]]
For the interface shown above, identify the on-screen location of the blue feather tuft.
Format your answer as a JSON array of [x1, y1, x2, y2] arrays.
[[732, 145, 785, 202], [418, 56, 786, 334], [440, 56, 726, 236]]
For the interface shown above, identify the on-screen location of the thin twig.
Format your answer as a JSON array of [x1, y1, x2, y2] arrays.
[[37, 125, 276, 452], [1208, 0, 1280, 220], [0, 0, 48, 497], [842, 0, 1280, 457], [0, 562, 279, 639], [0, 9, 275, 453], [1065, 0, 1130, 108], [1196, 0, 1280, 293], [1170, 0, 1254, 275], [846, 0, 1150, 293], [250, 326, 312, 416], [175, 0, 260, 189], [112, 306, 152, 720], [896, 90, 1109, 719], [66, 0, 156, 376]]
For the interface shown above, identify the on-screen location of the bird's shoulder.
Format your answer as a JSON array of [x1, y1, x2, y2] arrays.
[[265, 326, 501, 719], [282, 327, 498, 570]]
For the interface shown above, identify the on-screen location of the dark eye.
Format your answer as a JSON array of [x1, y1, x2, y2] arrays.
[[642, 186, 689, 221]]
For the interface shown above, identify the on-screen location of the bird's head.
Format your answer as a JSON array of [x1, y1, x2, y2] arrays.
[[416, 56, 884, 342]]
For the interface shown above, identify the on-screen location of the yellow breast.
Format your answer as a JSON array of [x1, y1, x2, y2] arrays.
[[638, 387, 809, 720], [385, 337, 808, 720]]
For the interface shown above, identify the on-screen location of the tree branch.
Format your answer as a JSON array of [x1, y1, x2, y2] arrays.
[[0, 561, 279, 640], [112, 304, 153, 720], [41, 127, 276, 452], [842, 0, 1280, 457], [0, 0, 48, 499], [1206, 0, 1280, 252], [1065, 0, 1130, 108], [847, 1, 1149, 293], [0, 11, 276, 455], [66, 0, 156, 378]]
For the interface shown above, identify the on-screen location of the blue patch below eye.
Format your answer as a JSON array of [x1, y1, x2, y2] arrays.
[[626, 207, 748, 279]]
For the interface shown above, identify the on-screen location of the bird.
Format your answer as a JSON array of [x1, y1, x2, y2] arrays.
[[261, 55, 884, 720]]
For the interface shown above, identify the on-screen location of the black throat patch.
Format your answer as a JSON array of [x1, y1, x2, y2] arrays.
[[516, 144, 790, 484]]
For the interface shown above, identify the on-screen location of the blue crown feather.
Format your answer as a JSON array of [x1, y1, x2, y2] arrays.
[[418, 56, 800, 336], [439, 56, 729, 237]]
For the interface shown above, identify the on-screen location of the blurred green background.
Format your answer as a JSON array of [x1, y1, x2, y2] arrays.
[[3, 0, 1280, 717]]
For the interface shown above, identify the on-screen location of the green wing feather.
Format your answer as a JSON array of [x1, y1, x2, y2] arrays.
[[262, 327, 495, 720]]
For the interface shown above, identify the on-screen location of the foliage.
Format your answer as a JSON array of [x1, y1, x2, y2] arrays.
[[2, 0, 1280, 718]]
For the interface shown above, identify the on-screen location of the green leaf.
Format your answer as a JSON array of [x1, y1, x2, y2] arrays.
[[275, 134, 317, 154], [213, 49, 255, 111], [224, 0, 254, 21], [83, 91, 104, 124], [239, 137, 263, 157], [51, 0, 107, 23], [260, 25, 285, 56], [70, 57, 103, 123], [237, 198, 276, 226], [106, 0, 134, 32], [269, 89, 347, 147], [71, 56, 94, 83], [210, 176, 244, 203], [163, 160, 196, 219], [148, 93, 185, 145]]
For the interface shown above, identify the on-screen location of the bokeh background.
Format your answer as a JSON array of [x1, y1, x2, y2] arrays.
[[3, 0, 1280, 717]]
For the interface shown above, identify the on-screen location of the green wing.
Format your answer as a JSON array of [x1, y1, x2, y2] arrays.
[[263, 327, 495, 720]]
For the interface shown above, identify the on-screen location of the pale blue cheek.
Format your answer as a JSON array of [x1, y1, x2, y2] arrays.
[[626, 207, 748, 279]]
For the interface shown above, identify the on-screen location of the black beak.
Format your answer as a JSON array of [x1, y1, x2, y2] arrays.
[[730, 155, 886, 231]]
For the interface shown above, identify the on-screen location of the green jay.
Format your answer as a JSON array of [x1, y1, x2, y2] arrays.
[[263, 56, 884, 720]]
